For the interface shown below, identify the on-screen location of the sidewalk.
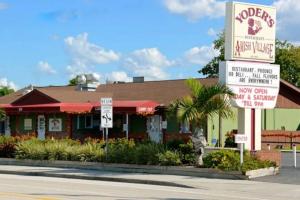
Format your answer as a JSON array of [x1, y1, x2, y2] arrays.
[[0, 164, 226, 188]]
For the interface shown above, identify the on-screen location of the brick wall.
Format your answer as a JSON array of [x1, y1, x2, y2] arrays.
[[252, 150, 281, 166], [262, 130, 300, 150], [164, 133, 192, 143]]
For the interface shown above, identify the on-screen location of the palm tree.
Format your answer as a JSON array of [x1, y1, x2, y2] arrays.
[[168, 79, 235, 166], [169, 79, 234, 127]]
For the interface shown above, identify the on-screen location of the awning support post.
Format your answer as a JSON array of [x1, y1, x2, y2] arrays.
[[126, 113, 129, 140]]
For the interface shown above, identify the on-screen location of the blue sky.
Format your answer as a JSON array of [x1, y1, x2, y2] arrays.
[[0, 0, 297, 89]]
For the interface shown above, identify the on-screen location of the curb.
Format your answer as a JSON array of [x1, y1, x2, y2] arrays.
[[0, 169, 192, 188], [0, 158, 277, 180], [0, 158, 247, 180]]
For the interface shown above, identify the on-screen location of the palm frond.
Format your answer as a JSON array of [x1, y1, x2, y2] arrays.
[[167, 79, 235, 125], [185, 78, 202, 97]]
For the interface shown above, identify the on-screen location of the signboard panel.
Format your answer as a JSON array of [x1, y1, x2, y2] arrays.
[[235, 134, 248, 144], [101, 98, 113, 128], [49, 118, 62, 132], [101, 98, 112, 106], [225, 2, 276, 62], [219, 61, 280, 109]]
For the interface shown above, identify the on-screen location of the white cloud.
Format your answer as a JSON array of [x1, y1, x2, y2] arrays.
[[207, 28, 217, 37], [65, 33, 119, 65], [38, 61, 57, 75], [90, 72, 101, 82], [124, 48, 174, 80], [184, 45, 219, 66], [107, 71, 132, 82], [273, 0, 300, 41], [164, 0, 225, 21], [64, 32, 119, 77], [0, 78, 17, 90], [0, 3, 8, 10]]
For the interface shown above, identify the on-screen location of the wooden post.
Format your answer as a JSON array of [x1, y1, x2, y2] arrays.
[[66, 114, 72, 139]]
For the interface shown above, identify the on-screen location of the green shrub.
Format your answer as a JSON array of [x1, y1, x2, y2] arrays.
[[134, 142, 165, 165], [166, 139, 185, 151], [203, 150, 240, 171], [106, 138, 136, 163], [45, 140, 69, 160], [0, 136, 17, 158], [178, 140, 195, 165], [16, 139, 48, 160], [157, 150, 182, 166], [203, 150, 276, 173], [241, 154, 276, 173], [13, 137, 196, 166], [75, 143, 105, 162]]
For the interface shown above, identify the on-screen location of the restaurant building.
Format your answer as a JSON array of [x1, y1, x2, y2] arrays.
[[0, 78, 299, 148]]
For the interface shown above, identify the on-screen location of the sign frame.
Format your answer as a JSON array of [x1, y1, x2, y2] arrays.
[[100, 98, 113, 129], [225, 1, 276, 63], [219, 61, 280, 109], [235, 134, 248, 144]]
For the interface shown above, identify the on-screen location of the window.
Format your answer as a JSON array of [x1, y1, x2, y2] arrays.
[[24, 118, 32, 131], [85, 115, 93, 128], [180, 121, 190, 133]]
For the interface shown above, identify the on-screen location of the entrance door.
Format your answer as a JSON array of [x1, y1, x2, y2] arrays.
[[147, 115, 162, 143], [0, 120, 4, 135], [37, 115, 46, 140], [4, 116, 10, 136]]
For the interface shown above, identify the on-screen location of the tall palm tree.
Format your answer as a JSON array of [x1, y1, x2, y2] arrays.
[[168, 78, 235, 133], [168, 79, 235, 166]]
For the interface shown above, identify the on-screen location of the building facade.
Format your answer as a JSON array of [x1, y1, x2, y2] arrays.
[[0, 78, 299, 148]]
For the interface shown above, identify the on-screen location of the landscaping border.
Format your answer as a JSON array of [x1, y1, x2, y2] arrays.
[[0, 158, 278, 180]]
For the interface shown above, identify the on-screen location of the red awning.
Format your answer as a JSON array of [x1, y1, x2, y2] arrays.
[[92, 100, 159, 114], [115, 100, 159, 114], [2, 100, 159, 114], [60, 103, 93, 113], [3, 103, 93, 114]]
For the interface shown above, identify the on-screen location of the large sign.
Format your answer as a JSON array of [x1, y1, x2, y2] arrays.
[[225, 2, 276, 62], [101, 98, 113, 128], [219, 61, 280, 109]]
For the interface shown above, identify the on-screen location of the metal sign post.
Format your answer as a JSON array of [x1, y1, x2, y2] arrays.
[[240, 143, 244, 165], [101, 98, 113, 159], [293, 144, 297, 168], [235, 134, 248, 165]]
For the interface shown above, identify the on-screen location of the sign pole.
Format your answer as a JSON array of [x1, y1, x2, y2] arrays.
[[100, 97, 113, 161], [240, 143, 244, 165], [105, 128, 108, 159], [235, 134, 247, 165], [293, 144, 297, 168]]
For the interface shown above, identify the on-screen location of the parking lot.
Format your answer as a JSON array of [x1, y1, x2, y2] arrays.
[[254, 151, 300, 185]]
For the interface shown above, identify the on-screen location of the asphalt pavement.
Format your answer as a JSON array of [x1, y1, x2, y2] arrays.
[[0, 173, 300, 200], [253, 151, 300, 185]]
